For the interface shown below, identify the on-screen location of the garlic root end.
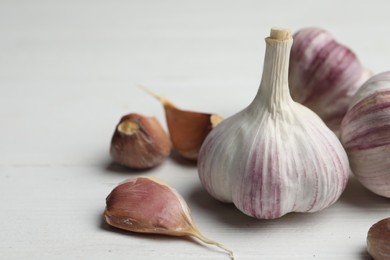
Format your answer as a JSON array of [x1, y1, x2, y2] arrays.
[[269, 28, 291, 40]]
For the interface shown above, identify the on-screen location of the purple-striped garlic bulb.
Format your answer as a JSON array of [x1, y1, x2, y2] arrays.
[[289, 27, 372, 135], [340, 72, 390, 198], [197, 28, 350, 220]]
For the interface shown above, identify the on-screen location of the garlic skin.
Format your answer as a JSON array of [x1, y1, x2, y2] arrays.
[[289, 27, 372, 135], [198, 28, 349, 219], [163, 104, 223, 161], [340, 72, 390, 198], [143, 87, 223, 161]]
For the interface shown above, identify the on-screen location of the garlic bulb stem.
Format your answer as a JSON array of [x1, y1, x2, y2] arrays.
[[255, 29, 293, 117]]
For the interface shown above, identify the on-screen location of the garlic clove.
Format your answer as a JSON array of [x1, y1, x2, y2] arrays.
[[198, 28, 349, 219], [110, 113, 171, 169], [340, 71, 390, 198], [367, 218, 390, 260], [104, 176, 234, 259], [141, 86, 223, 161], [289, 27, 372, 135]]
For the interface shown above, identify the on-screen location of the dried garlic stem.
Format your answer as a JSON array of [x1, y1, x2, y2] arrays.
[[138, 85, 176, 108], [188, 228, 234, 260]]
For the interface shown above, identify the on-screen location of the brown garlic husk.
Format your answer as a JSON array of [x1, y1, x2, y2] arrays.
[[104, 176, 234, 259], [142, 87, 223, 161], [110, 113, 171, 169], [367, 218, 390, 260]]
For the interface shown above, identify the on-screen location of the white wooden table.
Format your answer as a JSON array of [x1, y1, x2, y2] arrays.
[[1, 1, 389, 259]]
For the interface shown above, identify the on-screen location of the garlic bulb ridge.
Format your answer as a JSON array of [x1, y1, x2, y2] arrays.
[[198, 28, 350, 219]]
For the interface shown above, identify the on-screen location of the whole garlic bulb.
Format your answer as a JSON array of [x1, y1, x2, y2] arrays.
[[289, 27, 372, 135], [340, 72, 390, 198], [198, 28, 350, 219]]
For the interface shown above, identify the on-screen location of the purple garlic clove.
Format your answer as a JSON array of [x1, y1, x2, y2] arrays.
[[367, 217, 390, 260], [110, 113, 171, 169], [104, 176, 234, 259]]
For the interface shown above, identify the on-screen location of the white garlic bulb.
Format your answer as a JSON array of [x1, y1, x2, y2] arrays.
[[340, 72, 390, 198], [198, 28, 350, 219], [289, 27, 372, 135]]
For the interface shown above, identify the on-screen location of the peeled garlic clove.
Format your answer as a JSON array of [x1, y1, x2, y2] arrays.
[[198, 28, 349, 219], [104, 176, 234, 259], [110, 113, 171, 169], [142, 87, 223, 161], [340, 72, 390, 198], [289, 27, 372, 135], [367, 218, 390, 260]]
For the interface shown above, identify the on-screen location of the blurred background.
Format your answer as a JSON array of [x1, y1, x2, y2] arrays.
[[2, 0, 389, 165]]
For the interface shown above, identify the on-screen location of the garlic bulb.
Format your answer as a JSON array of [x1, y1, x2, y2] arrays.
[[198, 28, 350, 219], [340, 72, 390, 198], [289, 27, 372, 135]]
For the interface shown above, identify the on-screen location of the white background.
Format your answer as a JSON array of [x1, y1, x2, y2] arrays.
[[1, 0, 390, 259]]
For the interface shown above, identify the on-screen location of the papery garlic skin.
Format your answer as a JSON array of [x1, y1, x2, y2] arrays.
[[289, 27, 372, 135], [198, 28, 349, 219], [340, 72, 390, 198], [143, 88, 223, 161]]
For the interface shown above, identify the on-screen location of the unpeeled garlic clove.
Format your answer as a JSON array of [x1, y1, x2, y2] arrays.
[[110, 113, 171, 169], [340, 72, 390, 198], [289, 27, 372, 135], [104, 176, 234, 259], [198, 28, 349, 219], [367, 218, 390, 260], [142, 87, 223, 161]]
